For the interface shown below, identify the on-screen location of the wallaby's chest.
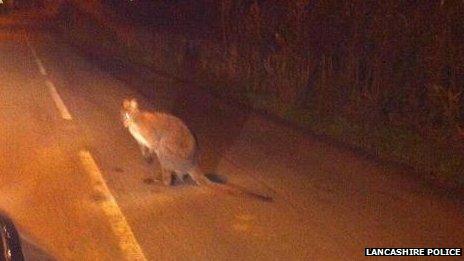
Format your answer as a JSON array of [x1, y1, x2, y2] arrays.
[[128, 125, 152, 148]]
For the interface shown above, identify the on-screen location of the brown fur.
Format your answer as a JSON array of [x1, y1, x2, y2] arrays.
[[121, 98, 272, 202]]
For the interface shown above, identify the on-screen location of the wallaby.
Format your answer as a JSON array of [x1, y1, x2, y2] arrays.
[[121, 98, 272, 202]]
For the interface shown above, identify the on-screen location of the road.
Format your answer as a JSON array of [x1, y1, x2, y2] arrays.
[[0, 16, 463, 261]]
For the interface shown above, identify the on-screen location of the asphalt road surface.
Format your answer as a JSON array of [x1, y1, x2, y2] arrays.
[[0, 14, 463, 261]]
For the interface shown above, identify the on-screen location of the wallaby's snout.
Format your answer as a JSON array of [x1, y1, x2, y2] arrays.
[[121, 98, 139, 127]]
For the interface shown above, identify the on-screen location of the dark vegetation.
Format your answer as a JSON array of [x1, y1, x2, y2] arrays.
[[61, 0, 464, 186]]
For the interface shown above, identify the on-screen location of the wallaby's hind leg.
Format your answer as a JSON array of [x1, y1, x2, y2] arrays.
[[139, 144, 153, 163], [161, 167, 173, 186], [188, 167, 211, 186]]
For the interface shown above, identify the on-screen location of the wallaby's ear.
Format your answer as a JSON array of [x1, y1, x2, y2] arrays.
[[130, 98, 138, 109]]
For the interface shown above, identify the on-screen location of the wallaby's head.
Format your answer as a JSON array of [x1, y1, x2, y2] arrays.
[[121, 98, 139, 127]]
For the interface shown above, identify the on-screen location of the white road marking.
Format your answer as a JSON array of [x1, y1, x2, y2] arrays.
[[79, 150, 148, 261], [45, 80, 73, 120], [35, 58, 47, 76], [26, 34, 145, 259], [25, 37, 47, 76], [26, 36, 72, 120]]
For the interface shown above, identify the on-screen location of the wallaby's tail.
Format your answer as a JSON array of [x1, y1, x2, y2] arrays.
[[189, 166, 213, 186], [189, 167, 273, 202], [211, 182, 274, 202]]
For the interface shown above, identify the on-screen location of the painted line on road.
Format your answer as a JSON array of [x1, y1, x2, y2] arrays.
[[35, 58, 47, 76], [45, 80, 73, 120], [25, 37, 47, 76], [79, 150, 147, 261], [26, 33, 145, 260], [26, 36, 72, 120]]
